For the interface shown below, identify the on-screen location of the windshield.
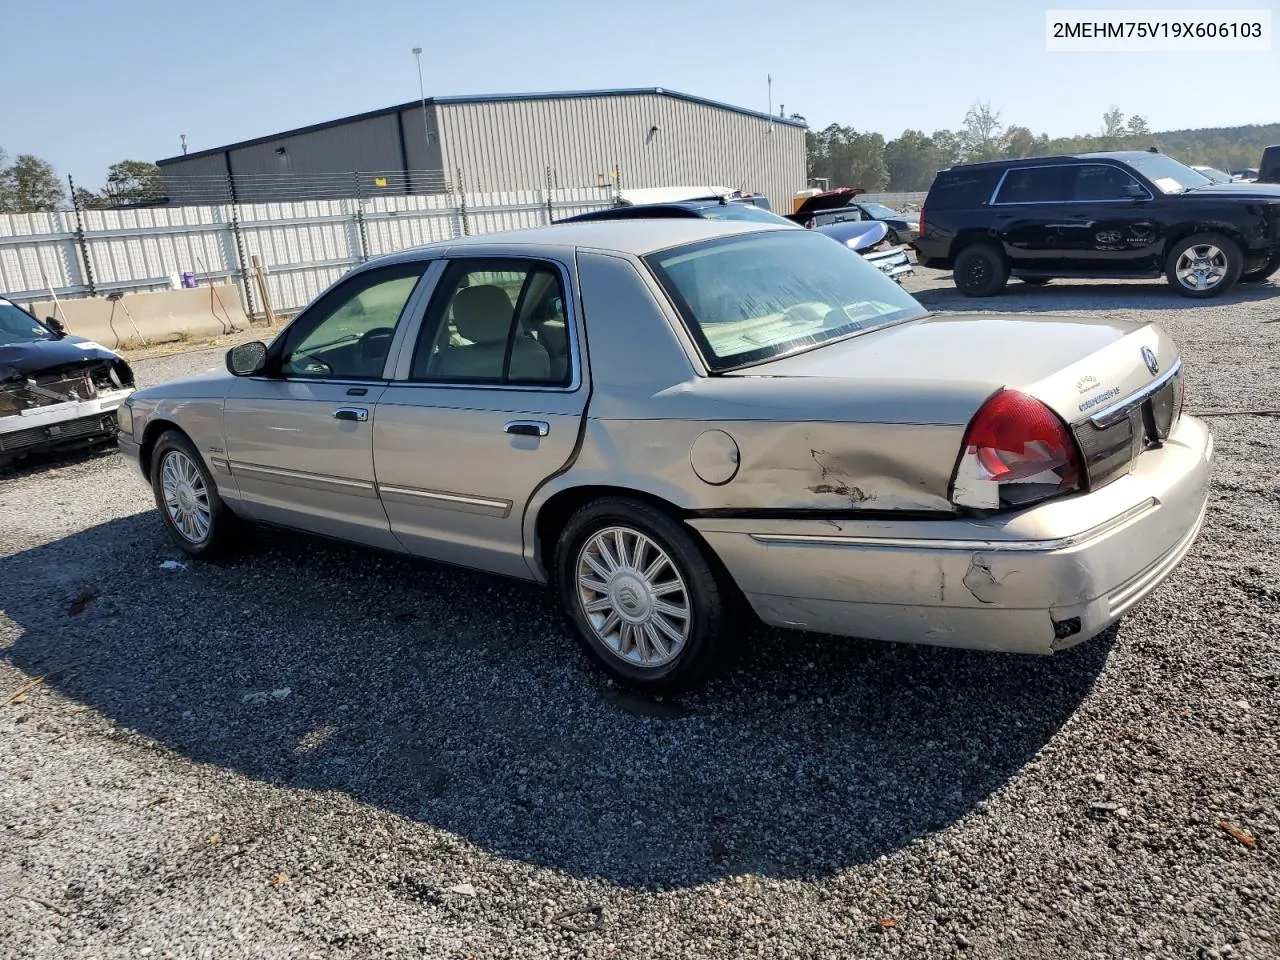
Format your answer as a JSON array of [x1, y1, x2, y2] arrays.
[[644, 230, 926, 372], [1194, 167, 1232, 183], [0, 301, 55, 346], [860, 203, 900, 219], [696, 203, 796, 226], [1122, 154, 1212, 194]]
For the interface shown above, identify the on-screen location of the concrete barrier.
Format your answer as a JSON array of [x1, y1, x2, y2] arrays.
[[26, 286, 251, 351]]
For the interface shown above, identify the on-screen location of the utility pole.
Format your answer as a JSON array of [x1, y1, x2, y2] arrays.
[[412, 46, 429, 190]]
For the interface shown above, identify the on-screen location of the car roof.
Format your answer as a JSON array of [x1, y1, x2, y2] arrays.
[[385, 219, 783, 259], [942, 150, 1160, 172]]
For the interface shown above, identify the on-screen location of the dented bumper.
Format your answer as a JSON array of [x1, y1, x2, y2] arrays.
[[690, 415, 1213, 655], [0, 388, 133, 459]]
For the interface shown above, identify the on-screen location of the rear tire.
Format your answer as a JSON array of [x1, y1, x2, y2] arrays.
[[1165, 233, 1243, 298], [150, 430, 240, 560], [953, 243, 1009, 297], [554, 497, 732, 694], [1239, 253, 1280, 283]]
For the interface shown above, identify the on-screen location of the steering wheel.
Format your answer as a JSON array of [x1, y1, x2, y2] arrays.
[[358, 326, 396, 361]]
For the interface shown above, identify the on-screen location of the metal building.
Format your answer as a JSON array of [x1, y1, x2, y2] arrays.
[[156, 87, 807, 209]]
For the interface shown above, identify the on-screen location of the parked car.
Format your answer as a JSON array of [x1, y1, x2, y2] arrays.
[[814, 220, 914, 282], [792, 196, 920, 247], [612, 186, 771, 210], [1, 298, 136, 467], [558, 199, 914, 282], [1259, 145, 1280, 184], [1230, 167, 1260, 182], [914, 151, 1280, 297], [118, 220, 1212, 693]]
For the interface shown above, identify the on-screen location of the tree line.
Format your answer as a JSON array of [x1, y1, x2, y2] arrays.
[[0, 150, 163, 213], [806, 103, 1280, 192]]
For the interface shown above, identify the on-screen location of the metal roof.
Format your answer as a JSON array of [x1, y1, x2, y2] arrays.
[[157, 87, 808, 166]]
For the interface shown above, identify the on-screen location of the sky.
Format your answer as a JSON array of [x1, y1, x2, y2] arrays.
[[6, 0, 1278, 188]]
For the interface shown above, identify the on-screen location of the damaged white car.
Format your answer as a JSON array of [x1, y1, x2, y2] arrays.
[[0, 298, 135, 467]]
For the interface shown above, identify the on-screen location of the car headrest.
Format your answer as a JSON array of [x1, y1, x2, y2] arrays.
[[452, 285, 512, 344]]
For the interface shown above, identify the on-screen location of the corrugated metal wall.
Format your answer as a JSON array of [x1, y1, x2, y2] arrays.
[[436, 93, 806, 209]]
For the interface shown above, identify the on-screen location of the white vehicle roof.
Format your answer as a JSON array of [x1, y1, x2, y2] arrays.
[[616, 185, 735, 206]]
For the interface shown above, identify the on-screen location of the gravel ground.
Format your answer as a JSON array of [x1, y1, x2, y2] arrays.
[[2, 270, 1278, 959]]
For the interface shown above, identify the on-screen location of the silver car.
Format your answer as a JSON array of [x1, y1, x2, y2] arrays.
[[117, 221, 1212, 692]]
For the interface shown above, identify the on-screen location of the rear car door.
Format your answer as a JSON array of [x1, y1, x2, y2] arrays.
[[989, 164, 1070, 270], [222, 260, 433, 550], [373, 255, 588, 578], [1056, 163, 1164, 273]]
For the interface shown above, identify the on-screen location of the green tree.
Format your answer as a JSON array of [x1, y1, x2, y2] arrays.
[[104, 160, 163, 204], [807, 125, 889, 191], [884, 130, 943, 191], [0, 153, 64, 212], [1002, 125, 1036, 159], [1126, 114, 1151, 138], [960, 101, 1004, 162], [1101, 106, 1127, 141]]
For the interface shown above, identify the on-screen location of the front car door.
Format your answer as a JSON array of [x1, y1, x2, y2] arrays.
[[373, 253, 589, 578], [1055, 162, 1164, 274], [223, 259, 435, 550]]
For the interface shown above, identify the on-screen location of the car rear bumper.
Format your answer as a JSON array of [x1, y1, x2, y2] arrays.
[[690, 415, 1213, 655]]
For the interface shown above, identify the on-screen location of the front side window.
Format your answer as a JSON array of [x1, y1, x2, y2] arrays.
[[994, 166, 1068, 204], [1071, 165, 1147, 201], [0, 301, 55, 346], [645, 230, 926, 372], [410, 260, 571, 386], [280, 262, 426, 379]]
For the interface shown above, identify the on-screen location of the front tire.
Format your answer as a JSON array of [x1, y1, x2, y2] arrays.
[[150, 430, 239, 559], [554, 497, 731, 694], [953, 243, 1009, 297], [1165, 233, 1242, 298]]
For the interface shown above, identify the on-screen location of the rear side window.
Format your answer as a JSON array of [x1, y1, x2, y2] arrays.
[[925, 169, 1000, 209], [993, 166, 1068, 204]]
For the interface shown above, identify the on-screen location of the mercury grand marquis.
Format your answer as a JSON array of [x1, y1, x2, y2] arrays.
[[117, 220, 1212, 692]]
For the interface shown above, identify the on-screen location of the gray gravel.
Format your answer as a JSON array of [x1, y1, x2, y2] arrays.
[[2, 271, 1278, 959]]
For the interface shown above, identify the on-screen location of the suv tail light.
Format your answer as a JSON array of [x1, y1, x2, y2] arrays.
[[918, 207, 925, 236], [951, 389, 1082, 510]]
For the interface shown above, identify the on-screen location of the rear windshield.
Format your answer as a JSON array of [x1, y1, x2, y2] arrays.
[[0, 301, 55, 346], [697, 203, 795, 225], [926, 168, 1000, 208], [644, 230, 926, 372]]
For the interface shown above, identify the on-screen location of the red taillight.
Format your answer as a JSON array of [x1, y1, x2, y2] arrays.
[[952, 389, 1082, 509], [918, 207, 925, 236]]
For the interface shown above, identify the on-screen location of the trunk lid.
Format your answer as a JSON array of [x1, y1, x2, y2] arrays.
[[733, 312, 1176, 426]]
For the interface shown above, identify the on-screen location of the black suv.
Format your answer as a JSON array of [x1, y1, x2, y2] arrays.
[[914, 151, 1280, 298]]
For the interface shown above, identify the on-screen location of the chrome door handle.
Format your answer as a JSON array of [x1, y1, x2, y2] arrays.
[[334, 407, 369, 422], [504, 419, 549, 437]]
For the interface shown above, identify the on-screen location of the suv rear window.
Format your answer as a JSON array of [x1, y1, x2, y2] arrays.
[[925, 168, 1001, 209]]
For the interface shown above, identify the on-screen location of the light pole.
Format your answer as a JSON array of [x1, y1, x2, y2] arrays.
[[411, 47, 429, 190]]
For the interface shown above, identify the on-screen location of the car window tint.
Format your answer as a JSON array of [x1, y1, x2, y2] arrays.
[[926, 170, 999, 209], [1071, 165, 1143, 201], [994, 166, 1067, 204], [0, 301, 55, 346], [281, 263, 426, 379], [410, 261, 569, 386]]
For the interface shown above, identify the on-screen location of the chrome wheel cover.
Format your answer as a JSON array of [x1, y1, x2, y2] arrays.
[[1175, 243, 1228, 291], [576, 526, 691, 668], [160, 450, 212, 543]]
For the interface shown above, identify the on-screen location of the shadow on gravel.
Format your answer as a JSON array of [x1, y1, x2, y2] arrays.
[[3, 513, 1113, 889], [912, 278, 1279, 314], [0, 440, 119, 481]]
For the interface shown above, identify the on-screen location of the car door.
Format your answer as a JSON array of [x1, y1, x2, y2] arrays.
[[222, 259, 435, 550], [373, 255, 588, 578], [988, 164, 1070, 270], [1055, 163, 1164, 273]]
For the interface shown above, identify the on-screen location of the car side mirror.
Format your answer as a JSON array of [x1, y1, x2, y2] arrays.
[[1121, 183, 1147, 199], [227, 340, 269, 377], [45, 317, 67, 337]]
